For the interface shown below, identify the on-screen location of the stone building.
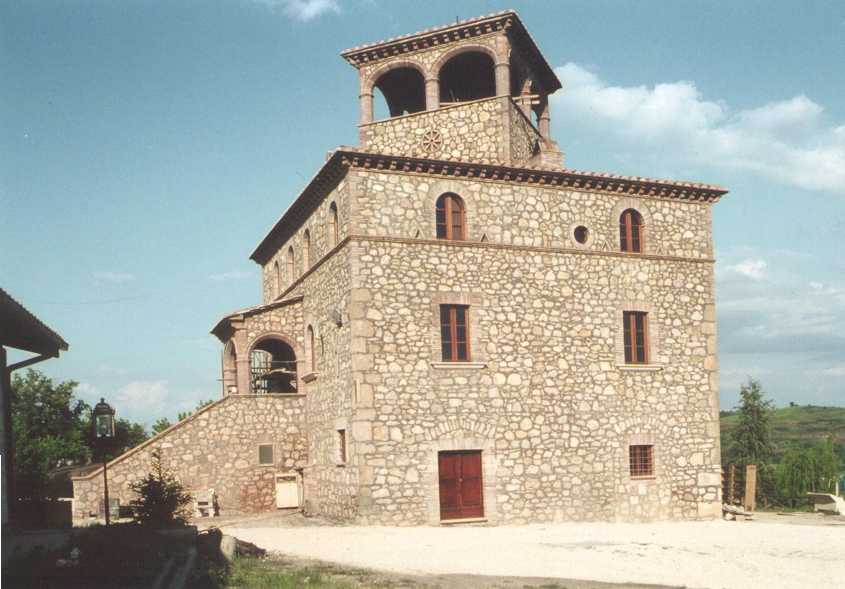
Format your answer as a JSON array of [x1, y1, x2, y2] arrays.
[[73, 11, 727, 525]]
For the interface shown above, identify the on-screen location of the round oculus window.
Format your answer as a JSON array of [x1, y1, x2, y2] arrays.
[[574, 225, 589, 244]]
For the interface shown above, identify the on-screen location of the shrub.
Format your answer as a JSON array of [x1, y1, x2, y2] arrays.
[[130, 450, 192, 527]]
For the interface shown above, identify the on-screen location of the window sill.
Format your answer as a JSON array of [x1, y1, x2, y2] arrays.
[[630, 476, 656, 481], [617, 364, 664, 372], [302, 372, 319, 383], [431, 361, 487, 370]]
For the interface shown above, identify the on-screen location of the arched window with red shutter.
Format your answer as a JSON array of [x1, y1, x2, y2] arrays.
[[435, 193, 465, 241], [620, 209, 644, 253]]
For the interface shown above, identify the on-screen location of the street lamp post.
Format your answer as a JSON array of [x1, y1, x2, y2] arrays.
[[92, 398, 116, 526]]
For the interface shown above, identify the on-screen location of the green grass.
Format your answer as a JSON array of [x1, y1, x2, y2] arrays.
[[720, 405, 845, 462], [224, 558, 356, 589]]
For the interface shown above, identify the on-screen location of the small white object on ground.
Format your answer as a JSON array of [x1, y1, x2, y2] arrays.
[[223, 518, 845, 589]]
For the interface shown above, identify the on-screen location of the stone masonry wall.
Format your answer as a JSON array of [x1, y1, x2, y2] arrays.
[[72, 395, 306, 525], [352, 170, 713, 259], [361, 97, 506, 164], [261, 176, 350, 304], [349, 238, 720, 525], [246, 247, 358, 521], [345, 167, 720, 524], [509, 99, 540, 165]]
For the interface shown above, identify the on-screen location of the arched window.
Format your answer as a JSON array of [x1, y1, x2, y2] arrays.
[[436, 193, 465, 241], [287, 246, 295, 283], [374, 66, 426, 118], [273, 261, 281, 297], [307, 325, 316, 372], [328, 202, 338, 247], [250, 337, 297, 394], [439, 51, 495, 105], [303, 229, 312, 270], [620, 209, 644, 253]]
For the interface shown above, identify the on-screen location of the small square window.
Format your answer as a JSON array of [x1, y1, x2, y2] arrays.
[[629, 444, 653, 478], [258, 444, 274, 465], [337, 429, 347, 465]]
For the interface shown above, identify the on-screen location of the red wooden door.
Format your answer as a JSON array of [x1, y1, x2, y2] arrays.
[[438, 451, 484, 520]]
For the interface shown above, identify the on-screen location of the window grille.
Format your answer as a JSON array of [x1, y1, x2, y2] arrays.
[[629, 444, 654, 477]]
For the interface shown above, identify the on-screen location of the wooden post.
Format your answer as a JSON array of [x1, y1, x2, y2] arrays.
[[744, 464, 757, 512]]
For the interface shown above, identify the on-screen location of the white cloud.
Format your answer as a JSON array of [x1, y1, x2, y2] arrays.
[[553, 63, 845, 194], [253, 0, 340, 21], [726, 258, 767, 280], [208, 269, 252, 282], [822, 365, 845, 377], [115, 380, 169, 421], [93, 271, 136, 285]]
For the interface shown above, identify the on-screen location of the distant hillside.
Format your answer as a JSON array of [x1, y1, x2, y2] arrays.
[[720, 405, 845, 463]]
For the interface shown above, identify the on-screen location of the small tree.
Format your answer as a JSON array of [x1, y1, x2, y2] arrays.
[[729, 378, 774, 465], [130, 450, 192, 527], [151, 418, 172, 435]]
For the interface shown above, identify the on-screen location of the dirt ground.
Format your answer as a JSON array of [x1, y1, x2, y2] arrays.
[[211, 511, 845, 589]]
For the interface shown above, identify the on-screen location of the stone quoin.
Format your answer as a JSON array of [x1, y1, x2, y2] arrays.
[[72, 10, 727, 525]]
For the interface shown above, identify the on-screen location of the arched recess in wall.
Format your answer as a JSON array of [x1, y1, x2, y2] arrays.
[[438, 49, 496, 105], [286, 246, 295, 284], [249, 334, 298, 394], [306, 325, 316, 373], [273, 261, 281, 297], [371, 62, 426, 119], [303, 229, 312, 270], [328, 202, 339, 247], [222, 340, 238, 395]]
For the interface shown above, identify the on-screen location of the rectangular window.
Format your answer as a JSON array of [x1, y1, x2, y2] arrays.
[[258, 444, 274, 465], [440, 304, 470, 362], [629, 444, 654, 478], [623, 311, 649, 364], [337, 429, 347, 464]]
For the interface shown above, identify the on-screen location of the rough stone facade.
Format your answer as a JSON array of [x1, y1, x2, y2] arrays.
[[361, 96, 541, 167], [72, 396, 307, 523], [73, 10, 726, 527]]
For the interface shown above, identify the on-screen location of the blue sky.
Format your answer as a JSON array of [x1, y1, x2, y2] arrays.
[[2, 0, 844, 426]]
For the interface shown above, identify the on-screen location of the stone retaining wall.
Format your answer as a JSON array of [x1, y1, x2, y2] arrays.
[[71, 395, 307, 525]]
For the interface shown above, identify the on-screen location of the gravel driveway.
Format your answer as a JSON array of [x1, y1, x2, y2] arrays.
[[222, 515, 845, 589]]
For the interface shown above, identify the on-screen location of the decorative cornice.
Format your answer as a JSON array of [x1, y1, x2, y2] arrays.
[[338, 150, 728, 202], [341, 10, 561, 93]]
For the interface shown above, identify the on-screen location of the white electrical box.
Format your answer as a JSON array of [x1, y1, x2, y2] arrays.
[[275, 472, 301, 509]]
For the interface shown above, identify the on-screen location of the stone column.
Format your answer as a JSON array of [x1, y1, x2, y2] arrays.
[[493, 33, 511, 98], [359, 92, 373, 126], [425, 77, 439, 110], [231, 319, 250, 395], [538, 94, 551, 138], [495, 62, 510, 98]]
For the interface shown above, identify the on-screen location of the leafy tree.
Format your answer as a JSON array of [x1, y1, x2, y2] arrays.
[[11, 370, 91, 499], [130, 450, 192, 527], [151, 418, 172, 435], [728, 378, 774, 465], [176, 399, 214, 422], [11, 369, 149, 499]]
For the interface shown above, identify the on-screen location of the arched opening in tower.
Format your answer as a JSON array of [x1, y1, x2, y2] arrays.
[[223, 340, 238, 394], [439, 51, 495, 105], [374, 67, 426, 119], [250, 338, 298, 394]]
